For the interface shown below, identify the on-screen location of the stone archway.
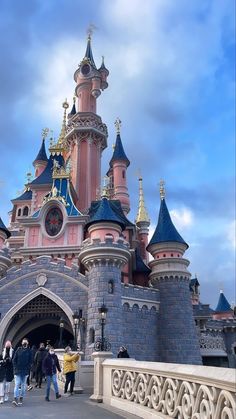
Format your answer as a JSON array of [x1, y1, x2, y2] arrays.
[[0, 287, 75, 348]]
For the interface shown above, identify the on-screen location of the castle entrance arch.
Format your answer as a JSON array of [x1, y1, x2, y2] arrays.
[[2, 293, 74, 349]]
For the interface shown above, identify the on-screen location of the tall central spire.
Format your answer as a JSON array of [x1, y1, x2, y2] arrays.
[[136, 176, 150, 224]]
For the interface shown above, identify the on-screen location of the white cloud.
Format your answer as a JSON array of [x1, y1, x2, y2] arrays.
[[170, 207, 194, 230], [226, 220, 236, 249]]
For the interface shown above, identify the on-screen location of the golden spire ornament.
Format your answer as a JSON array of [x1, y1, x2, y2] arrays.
[[136, 174, 150, 224], [42, 128, 49, 140]]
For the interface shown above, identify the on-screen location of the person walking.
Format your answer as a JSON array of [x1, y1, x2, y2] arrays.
[[63, 346, 80, 396], [34, 343, 47, 388], [12, 338, 32, 406], [0, 354, 6, 404], [2, 340, 14, 402], [42, 346, 61, 402], [117, 346, 130, 358]]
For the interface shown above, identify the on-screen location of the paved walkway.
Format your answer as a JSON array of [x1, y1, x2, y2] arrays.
[[0, 385, 138, 419]]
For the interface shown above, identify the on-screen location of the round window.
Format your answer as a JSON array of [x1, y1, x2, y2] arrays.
[[81, 63, 91, 76], [45, 207, 63, 237]]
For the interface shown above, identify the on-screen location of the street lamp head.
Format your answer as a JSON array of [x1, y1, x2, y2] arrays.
[[98, 303, 108, 321], [73, 310, 80, 325]]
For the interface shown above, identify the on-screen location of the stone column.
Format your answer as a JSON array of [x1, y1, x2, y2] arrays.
[[90, 351, 113, 402]]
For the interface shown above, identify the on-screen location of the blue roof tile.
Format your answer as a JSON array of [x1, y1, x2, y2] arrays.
[[30, 154, 64, 186], [13, 189, 32, 201], [86, 197, 125, 229], [147, 198, 188, 249], [109, 133, 130, 167], [134, 249, 151, 273], [0, 217, 11, 238], [215, 292, 232, 312], [33, 139, 48, 163]]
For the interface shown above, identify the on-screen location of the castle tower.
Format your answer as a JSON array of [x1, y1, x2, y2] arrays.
[[108, 119, 130, 215], [33, 129, 49, 178], [79, 196, 130, 355], [0, 217, 12, 275], [213, 290, 234, 320], [65, 34, 109, 212], [135, 176, 150, 263], [147, 181, 202, 365]]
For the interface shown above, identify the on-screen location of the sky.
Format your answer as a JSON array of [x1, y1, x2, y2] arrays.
[[0, 0, 235, 308]]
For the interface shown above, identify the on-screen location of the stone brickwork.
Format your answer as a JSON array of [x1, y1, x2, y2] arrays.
[[122, 304, 159, 360], [157, 277, 202, 364], [0, 256, 88, 346]]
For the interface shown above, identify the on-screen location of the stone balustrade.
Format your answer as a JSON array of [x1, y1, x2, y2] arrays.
[[99, 359, 236, 418]]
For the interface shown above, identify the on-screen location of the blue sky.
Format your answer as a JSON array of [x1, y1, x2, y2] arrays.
[[0, 0, 235, 308]]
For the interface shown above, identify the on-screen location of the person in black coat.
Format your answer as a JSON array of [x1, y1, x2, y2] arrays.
[[42, 346, 61, 401], [34, 343, 47, 388], [0, 354, 6, 404], [2, 340, 14, 402], [117, 346, 130, 358], [12, 338, 33, 406]]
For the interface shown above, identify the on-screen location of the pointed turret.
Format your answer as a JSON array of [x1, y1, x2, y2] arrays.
[[213, 290, 234, 320], [0, 217, 11, 240], [84, 32, 97, 68], [148, 181, 202, 365], [33, 129, 49, 178], [68, 96, 76, 118], [86, 197, 125, 231], [135, 176, 150, 263], [108, 119, 130, 215], [98, 56, 109, 90]]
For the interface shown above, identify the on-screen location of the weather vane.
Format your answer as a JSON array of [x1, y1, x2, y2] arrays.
[[42, 128, 49, 140], [115, 117, 121, 134], [160, 179, 165, 200]]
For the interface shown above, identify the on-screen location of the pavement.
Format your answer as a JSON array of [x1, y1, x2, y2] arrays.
[[0, 384, 139, 419]]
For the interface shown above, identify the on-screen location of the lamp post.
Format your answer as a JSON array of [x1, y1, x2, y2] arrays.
[[94, 303, 111, 351], [72, 311, 80, 351], [59, 317, 64, 348]]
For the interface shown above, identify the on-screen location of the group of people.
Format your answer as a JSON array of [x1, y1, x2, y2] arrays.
[[0, 338, 80, 406]]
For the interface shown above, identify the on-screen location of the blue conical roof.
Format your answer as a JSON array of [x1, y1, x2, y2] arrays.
[[86, 197, 125, 230], [33, 139, 48, 163], [69, 103, 76, 116], [147, 198, 188, 249], [0, 217, 11, 238], [84, 37, 96, 68], [109, 134, 130, 167], [215, 291, 232, 312]]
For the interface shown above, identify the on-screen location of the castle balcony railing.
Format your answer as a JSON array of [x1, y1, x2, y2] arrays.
[[92, 356, 236, 418], [199, 330, 227, 357]]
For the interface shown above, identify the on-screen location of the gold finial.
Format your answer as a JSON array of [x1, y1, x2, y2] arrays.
[[136, 174, 150, 224], [112, 143, 115, 151], [102, 55, 104, 64], [26, 171, 32, 184], [42, 128, 49, 140], [58, 99, 69, 145], [73, 95, 76, 104], [115, 117, 121, 134], [101, 175, 109, 198], [160, 179, 165, 200]]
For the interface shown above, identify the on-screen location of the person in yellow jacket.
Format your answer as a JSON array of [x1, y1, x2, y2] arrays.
[[63, 346, 80, 396]]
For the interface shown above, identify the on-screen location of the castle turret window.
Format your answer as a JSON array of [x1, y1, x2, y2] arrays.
[[108, 280, 114, 294], [23, 206, 29, 216]]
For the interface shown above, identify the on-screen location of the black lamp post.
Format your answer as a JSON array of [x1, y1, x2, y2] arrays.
[[59, 317, 64, 348], [72, 311, 80, 351], [94, 303, 111, 351]]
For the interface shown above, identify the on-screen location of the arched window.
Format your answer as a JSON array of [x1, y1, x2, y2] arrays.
[[23, 206, 29, 216], [122, 170, 125, 179], [17, 208, 21, 216], [108, 280, 114, 294], [89, 328, 95, 344]]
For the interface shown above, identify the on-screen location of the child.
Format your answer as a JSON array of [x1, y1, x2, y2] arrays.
[[0, 354, 6, 404]]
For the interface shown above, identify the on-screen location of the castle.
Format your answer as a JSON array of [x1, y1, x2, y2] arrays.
[[0, 35, 235, 366]]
